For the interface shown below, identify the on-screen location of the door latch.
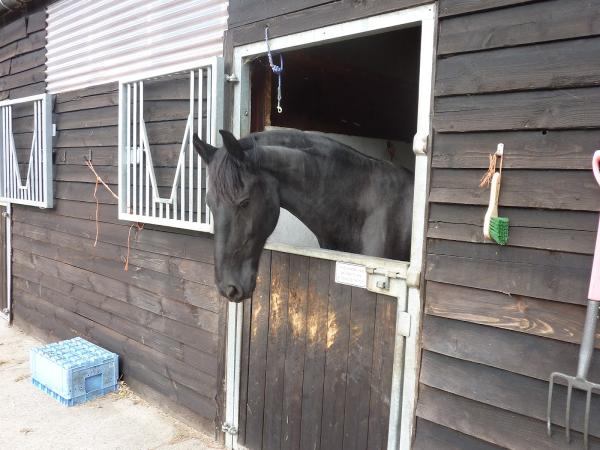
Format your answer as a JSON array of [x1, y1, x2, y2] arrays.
[[222, 423, 238, 435], [365, 267, 406, 298]]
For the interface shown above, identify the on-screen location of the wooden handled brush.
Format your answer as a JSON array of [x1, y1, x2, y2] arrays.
[[482, 144, 509, 245]]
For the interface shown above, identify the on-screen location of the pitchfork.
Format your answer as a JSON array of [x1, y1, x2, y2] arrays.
[[547, 150, 600, 449]]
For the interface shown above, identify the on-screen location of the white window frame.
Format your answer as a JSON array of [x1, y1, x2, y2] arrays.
[[226, 5, 437, 450], [0, 94, 54, 209], [117, 57, 224, 232]]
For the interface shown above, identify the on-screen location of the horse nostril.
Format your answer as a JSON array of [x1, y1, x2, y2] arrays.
[[226, 285, 239, 300]]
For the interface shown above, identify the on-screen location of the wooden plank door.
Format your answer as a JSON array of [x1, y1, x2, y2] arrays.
[[238, 250, 397, 449]]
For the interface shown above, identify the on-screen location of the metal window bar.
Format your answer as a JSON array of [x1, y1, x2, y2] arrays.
[[118, 57, 222, 232], [0, 94, 53, 208]]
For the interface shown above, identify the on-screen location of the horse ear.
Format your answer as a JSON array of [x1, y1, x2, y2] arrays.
[[193, 133, 217, 164], [219, 130, 245, 161]]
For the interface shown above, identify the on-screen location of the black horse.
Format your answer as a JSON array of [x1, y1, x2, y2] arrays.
[[194, 129, 413, 302]]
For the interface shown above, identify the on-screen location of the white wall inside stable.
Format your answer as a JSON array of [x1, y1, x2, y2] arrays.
[[265, 126, 414, 249]]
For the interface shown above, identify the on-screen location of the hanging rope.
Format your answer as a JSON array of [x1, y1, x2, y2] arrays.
[[85, 158, 143, 271], [265, 26, 284, 113]]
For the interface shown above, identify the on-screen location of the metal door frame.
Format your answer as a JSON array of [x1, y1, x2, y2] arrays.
[[226, 5, 436, 448], [0, 202, 12, 322]]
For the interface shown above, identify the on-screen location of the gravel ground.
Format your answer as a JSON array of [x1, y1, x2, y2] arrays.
[[0, 321, 224, 450]]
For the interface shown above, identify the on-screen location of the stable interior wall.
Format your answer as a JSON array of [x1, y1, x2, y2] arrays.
[[414, 1, 600, 448]]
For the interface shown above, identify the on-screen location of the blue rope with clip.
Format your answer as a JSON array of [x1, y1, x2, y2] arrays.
[[265, 26, 283, 113]]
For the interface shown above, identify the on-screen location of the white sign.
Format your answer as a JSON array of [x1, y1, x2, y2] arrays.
[[335, 262, 367, 288]]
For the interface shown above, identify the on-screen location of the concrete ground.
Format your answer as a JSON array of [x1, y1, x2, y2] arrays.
[[0, 322, 224, 450]]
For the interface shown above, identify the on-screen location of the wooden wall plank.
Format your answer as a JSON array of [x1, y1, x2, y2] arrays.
[[422, 315, 600, 384], [26, 9, 47, 33], [281, 254, 309, 450], [421, 351, 600, 439], [428, 220, 595, 255], [367, 294, 396, 450], [244, 251, 272, 450], [263, 252, 290, 450], [434, 87, 600, 133], [55, 92, 118, 113], [436, 37, 600, 96], [425, 281, 600, 347], [299, 258, 330, 450], [438, 0, 536, 17], [342, 287, 377, 450], [430, 168, 600, 211], [9, 80, 44, 98], [413, 418, 505, 450], [237, 293, 252, 446], [426, 239, 592, 304], [55, 127, 117, 147], [431, 130, 600, 170], [426, 250, 590, 305], [9, 48, 45, 75], [416, 385, 598, 450], [0, 17, 26, 48], [230, 0, 431, 46], [228, 0, 328, 27], [438, 0, 600, 55], [429, 203, 599, 232], [320, 263, 352, 450]]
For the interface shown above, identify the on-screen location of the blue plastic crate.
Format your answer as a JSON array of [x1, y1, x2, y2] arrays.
[[30, 337, 119, 406]]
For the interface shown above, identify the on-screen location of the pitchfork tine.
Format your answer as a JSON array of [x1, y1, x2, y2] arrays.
[[585, 388, 592, 450], [547, 374, 555, 436], [566, 382, 573, 443]]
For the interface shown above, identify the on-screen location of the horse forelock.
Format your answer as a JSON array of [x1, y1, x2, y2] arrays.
[[210, 144, 259, 203]]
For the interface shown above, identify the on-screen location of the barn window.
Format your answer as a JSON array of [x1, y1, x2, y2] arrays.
[[0, 94, 54, 208], [117, 58, 223, 232]]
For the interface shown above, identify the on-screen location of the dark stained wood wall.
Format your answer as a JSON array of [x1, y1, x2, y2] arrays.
[[227, 0, 432, 46], [238, 251, 397, 450], [416, 0, 600, 448], [0, 17, 227, 434], [0, 9, 46, 100], [11, 82, 226, 435]]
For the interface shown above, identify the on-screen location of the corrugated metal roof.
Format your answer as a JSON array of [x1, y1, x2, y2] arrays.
[[46, 0, 227, 93]]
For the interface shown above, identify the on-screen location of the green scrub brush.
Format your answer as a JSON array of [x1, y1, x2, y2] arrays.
[[482, 144, 509, 245]]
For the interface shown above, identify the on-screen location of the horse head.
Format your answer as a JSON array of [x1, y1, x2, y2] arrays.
[[193, 130, 280, 302]]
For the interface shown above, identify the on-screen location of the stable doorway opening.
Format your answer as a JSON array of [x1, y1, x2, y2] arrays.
[[248, 25, 421, 253]]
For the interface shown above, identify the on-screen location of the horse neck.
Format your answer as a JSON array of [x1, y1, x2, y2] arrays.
[[257, 145, 364, 236]]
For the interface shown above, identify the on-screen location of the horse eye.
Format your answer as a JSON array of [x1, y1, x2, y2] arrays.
[[238, 198, 250, 209]]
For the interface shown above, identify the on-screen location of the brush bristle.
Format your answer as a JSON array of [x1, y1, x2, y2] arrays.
[[489, 216, 509, 245]]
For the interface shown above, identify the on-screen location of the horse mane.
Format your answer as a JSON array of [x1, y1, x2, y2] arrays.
[[210, 138, 260, 203]]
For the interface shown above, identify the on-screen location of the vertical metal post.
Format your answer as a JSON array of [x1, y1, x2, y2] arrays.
[[9, 107, 15, 201], [197, 68, 204, 224], [139, 81, 144, 216], [34, 100, 40, 202], [188, 70, 194, 223], [125, 84, 131, 215], [42, 94, 53, 208], [118, 82, 125, 214], [0, 108, 4, 200], [4, 203, 11, 322], [225, 301, 243, 449], [387, 281, 408, 450], [132, 82, 138, 216]]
